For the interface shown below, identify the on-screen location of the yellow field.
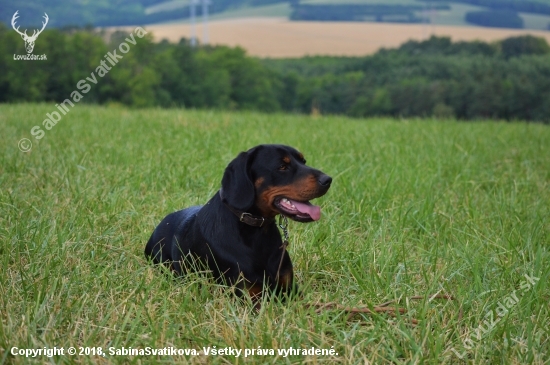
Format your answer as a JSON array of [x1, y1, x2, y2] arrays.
[[117, 17, 550, 58]]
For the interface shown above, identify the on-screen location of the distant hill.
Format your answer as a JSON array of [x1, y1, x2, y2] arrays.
[[0, 0, 276, 27], [1, 0, 550, 30]]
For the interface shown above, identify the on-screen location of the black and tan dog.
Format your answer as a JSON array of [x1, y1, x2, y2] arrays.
[[145, 144, 331, 300]]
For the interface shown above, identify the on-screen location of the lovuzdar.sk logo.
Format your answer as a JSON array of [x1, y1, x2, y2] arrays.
[[12, 10, 48, 61]]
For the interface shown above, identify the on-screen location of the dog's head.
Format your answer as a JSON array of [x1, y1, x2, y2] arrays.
[[221, 144, 332, 222]]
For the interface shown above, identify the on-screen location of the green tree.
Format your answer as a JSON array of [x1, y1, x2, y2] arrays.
[[500, 35, 550, 59], [208, 46, 281, 111]]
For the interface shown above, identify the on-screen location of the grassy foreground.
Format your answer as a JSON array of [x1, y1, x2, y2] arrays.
[[0, 104, 549, 364]]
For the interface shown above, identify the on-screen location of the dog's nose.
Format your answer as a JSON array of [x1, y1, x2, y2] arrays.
[[318, 174, 332, 187]]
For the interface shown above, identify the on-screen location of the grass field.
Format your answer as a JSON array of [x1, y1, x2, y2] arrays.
[[1, 104, 549, 364]]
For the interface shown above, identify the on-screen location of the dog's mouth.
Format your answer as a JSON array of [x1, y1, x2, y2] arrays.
[[274, 197, 321, 222]]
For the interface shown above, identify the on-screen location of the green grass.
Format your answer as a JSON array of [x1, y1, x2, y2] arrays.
[[1, 103, 549, 364], [520, 12, 550, 30]]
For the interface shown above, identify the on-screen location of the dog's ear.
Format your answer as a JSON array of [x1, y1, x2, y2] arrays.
[[221, 150, 255, 211]]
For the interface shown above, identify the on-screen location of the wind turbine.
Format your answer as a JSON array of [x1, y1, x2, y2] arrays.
[[190, 0, 198, 46], [202, 0, 210, 45], [190, 0, 210, 47]]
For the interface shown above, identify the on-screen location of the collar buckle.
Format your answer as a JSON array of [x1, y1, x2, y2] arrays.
[[219, 189, 270, 227], [240, 212, 265, 227]]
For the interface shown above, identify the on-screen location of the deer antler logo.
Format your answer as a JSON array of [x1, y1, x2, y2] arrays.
[[11, 11, 49, 54]]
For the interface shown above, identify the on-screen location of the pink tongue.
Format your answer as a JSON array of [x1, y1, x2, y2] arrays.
[[289, 200, 321, 221]]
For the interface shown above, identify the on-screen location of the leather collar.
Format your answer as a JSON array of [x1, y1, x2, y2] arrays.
[[219, 189, 274, 227]]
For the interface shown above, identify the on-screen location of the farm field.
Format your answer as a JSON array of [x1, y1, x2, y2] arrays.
[[134, 17, 550, 57], [1, 104, 549, 364], [147, 0, 550, 30]]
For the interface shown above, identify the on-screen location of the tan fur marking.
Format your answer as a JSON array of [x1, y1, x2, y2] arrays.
[[278, 270, 293, 291], [248, 284, 262, 297], [255, 177, 264, 188], [255, 175, 320, 217], [246, 284, 263, 310]]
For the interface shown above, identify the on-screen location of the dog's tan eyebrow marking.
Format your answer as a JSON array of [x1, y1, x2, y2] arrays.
[[255, 177, 264, 188], [282, 156, 290, 164]]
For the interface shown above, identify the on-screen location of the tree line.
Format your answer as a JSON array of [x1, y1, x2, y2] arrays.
[[289, 4, 449, 23], [465, 10, 525, 28], [1, 23, 549, 123], [425, 0, 550, 16]]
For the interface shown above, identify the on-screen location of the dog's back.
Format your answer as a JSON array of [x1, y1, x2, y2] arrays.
[[145, 206, 201, 271]]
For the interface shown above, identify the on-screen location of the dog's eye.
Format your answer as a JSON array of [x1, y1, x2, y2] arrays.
[[278, 164, 288, 171]]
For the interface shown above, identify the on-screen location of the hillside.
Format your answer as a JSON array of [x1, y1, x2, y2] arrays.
[[2, 0, 550, 30]]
